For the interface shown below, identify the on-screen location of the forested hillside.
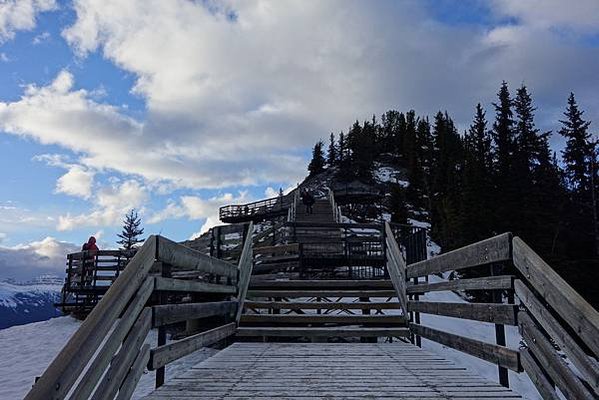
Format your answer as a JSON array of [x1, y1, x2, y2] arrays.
[[308, 82, 598, 306]]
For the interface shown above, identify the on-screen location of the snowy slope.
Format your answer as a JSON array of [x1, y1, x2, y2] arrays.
[[0, 317, 218, 399], [0, 279, 62, 329], [418, 274, 541, 400]]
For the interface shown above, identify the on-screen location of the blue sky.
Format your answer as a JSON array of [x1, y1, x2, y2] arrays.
[[0, 0, 598, 280]]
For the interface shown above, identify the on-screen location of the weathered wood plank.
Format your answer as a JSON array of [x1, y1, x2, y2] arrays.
[[70, 277, 154, 400], [154, 276, 236, 294], [152, 301, 237, 327], [236, 222, 254, 323], [149, 322, 236, 370], [407, 233, 512, 278], [240, 314, 406, 325], [247, 289, 397, 297], [519, 349, 560, 400], [385, 222, 409, 312], [514, 279, 599, 393], [236, 327, 410, 337], [407, 276, 514, 294], [249, 279, 394, 289], [244, 301, 401, 310], [410, 323, 521, 372], [513, 237, 599, 359], [519, 313, 594, 399], [25, 236, 157, 400], [157, 236, 238, 278], [115, 344, 151, 400], [92, 307, 152, 400], [407, 301, 518, 325]]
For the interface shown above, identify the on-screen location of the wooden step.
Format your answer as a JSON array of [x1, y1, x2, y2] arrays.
[[240, 314, 406, 325], [236, 327, 410, 337], [247, 290, 397, 298], [244, 301, 401, 310], [248, 279, 394, 290]]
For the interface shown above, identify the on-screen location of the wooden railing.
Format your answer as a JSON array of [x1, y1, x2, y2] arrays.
[[327, 187, 342, 223], [219, 192, 294, 223], [26, 223, 254, 400], [389, 224, 599, 398], [58, 250, 136, 315]]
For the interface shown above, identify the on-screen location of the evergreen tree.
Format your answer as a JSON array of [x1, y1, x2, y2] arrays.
[[491, 82, 519, 234], [560, 93, 593, 195], [326, 132, 337, 168], [117, 209, 144, 251], [346, 120, 376, 180], [430, 111, 464, 250], [559, 93, 596, 257], [308, 140, 326, 176], [338, 132, 346, 164], [461, 104, 494, 243]]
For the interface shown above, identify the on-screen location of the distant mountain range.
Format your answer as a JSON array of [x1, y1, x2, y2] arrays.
[[0, 275, 63, 329]]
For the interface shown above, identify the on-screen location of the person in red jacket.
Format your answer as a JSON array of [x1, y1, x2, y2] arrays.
[[80, 236, 99, 286]]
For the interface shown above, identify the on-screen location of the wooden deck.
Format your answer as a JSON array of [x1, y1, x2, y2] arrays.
[[143, 342, 522, 399]]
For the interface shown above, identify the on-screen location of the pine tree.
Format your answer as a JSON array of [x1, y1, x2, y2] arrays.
[[491, 81, 520, 235], [326, 132, 337, 168], [461, 104, 494, 243], [430, 111, 464, 250], [117, 209, 144, 251], [559, 93, 596, 257], [560, 93, 593, 195], [308, 141, 326, 176]]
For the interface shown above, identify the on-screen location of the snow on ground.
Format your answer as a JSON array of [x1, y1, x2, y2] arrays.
[[416, 274, 540, 400], [0, 316, 219, 399]]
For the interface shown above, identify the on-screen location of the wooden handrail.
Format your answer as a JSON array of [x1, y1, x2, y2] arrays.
[[26, 236, 158, 400], [236, 222, 254, 323], [384, 222, 409, 314], [397, 231, 599, 397], [27, 234, 243, 400]]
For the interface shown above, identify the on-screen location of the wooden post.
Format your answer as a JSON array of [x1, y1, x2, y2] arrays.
[[412, 277, 421, 347], [156, 240, 171, 389], [491, 264, 509, 388]]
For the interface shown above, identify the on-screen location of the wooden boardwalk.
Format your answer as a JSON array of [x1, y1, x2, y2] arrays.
[[143, 342, 522, 399]]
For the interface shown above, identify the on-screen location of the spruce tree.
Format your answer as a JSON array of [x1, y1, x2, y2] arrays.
[[559, 93, 596, 257], [117, 209, 145, 251], [491, 82, 519, 235], [462, 104, 493, 243], [308, 141, 326, 176], [326, 132, 337, 168], [560, 93, 593, 195]]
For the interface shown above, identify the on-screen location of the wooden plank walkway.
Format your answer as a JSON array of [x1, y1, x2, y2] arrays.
[[143, 342, 522, 399]]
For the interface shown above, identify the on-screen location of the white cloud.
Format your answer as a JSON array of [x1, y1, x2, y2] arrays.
[[32, 30, 50, 44], [1, 0, 598, 199], [0, 236, 78, 280], [149, 191, 249, 235], [57, 179, 148, 231], [55, 165, 95, 199], [0, 0, 57, 43]]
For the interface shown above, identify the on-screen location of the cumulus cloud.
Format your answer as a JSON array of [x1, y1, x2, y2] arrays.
[[0, 237, 78, 281], [57, 179, 148, 230], [1, 0, 599, 199], [55, 165, 94, 199], [148, 191, 249, 236], [0, 0, 56, 43]]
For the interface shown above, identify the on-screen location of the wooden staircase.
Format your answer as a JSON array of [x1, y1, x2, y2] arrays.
[[237, 279, 409, 339]]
